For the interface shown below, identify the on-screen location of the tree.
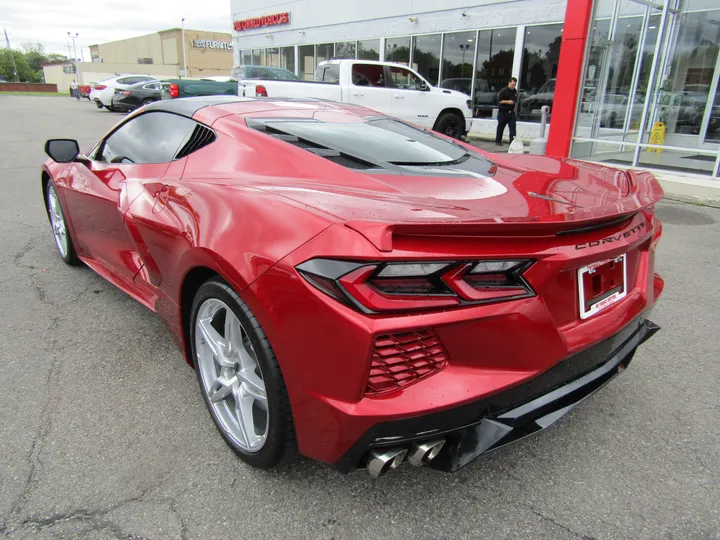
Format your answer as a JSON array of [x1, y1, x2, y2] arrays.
[[0, 48, 36, 82]]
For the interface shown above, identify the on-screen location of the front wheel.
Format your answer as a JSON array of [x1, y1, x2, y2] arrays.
[[46, 182, 80, 265], [190, 278, 296, 469], [433, 112, 465, 139]]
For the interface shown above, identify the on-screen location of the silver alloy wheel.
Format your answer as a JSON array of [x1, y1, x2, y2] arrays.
[[47, 184, 68, 258], [195, 298, 269, 452]]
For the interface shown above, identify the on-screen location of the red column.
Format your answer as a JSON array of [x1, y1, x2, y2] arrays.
[[545, 0, 594, 158]]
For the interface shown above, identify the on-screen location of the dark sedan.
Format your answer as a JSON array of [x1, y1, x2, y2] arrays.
[[111, 80, 167, 112]]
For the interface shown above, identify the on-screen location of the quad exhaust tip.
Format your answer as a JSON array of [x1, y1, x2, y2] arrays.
[[407, 439, 445, 467], [366, 447, 408, 478], [366, 439, 446, 477]]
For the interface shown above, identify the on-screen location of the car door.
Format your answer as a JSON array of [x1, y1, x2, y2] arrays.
[[346, 63, 392, 115], [386, 65, 433, 128], [62, 112, 196, 280]]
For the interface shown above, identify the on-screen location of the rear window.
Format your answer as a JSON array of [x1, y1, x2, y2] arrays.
[[257, 117, 467, 165], [314, 64, 340, 83]]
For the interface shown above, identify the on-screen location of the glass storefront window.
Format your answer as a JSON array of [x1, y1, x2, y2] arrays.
[[265, 47, 295, 73], [441, 31, 476, 83], [316, 43, 334, 64], [358, 39, 380, 61], [573, 0, 719, 178], [519, 24, 563, 123], [412, 34, 441, 86], [298, 45, 315, 81], [386, 37, 411, 65], [238, 50, 252, 65], [655, 11, 719, 137], [251, 49, 265, 66], [335, 42, 356, 59], [472, 28, 516, 118]]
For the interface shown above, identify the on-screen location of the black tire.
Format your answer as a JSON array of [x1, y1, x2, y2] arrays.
[[45, 180, 80, 266], [105, 104, 115, 112], [141, 99, 154, 107], [190, 277, 297, 469], [94, 100, 103, 109], [433, 112, 465, 139]]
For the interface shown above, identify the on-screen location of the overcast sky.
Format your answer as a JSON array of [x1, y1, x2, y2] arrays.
[[1, 0, 231, 58]]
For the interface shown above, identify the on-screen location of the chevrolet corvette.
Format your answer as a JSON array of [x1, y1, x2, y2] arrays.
[[42, 96, 664, 476]]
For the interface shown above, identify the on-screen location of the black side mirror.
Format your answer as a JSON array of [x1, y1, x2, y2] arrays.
[[420, 82, 430, 91], [45, 139, 80, 163]]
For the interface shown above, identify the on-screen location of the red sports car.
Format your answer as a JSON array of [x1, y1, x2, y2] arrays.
[[42, 97, 663, 477]]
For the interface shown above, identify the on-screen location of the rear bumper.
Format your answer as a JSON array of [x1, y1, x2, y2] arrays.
[[334, 316, 659, 473]]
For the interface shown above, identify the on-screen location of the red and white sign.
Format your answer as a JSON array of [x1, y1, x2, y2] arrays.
[[234, 12, 290, 32]]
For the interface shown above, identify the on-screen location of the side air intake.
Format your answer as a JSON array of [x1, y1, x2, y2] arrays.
[[175, 125, 216, 159]]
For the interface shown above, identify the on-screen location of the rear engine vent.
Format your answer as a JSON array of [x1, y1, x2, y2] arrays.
[[366, 330, 449, 396], [175, 124, 216, 159], [248, 121, 377, 170]]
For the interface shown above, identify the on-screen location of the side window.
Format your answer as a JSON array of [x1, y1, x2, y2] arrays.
[[388, 66, 424, 90], [315, 64, 340, 83], [249, 67, 269, 79], [271, 68, 298, 81], [351, 64, 385, 87], [98, 112, 198, 164], [116, 77, 135, 85]]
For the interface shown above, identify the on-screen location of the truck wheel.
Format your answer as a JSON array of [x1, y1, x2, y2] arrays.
[[434, 112, 465, 140]]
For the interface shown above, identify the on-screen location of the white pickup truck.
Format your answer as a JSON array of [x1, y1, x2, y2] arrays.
[[239, 60, 473, 139]]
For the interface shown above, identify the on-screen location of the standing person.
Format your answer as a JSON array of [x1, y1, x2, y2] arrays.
[[70, 79, 79, 100], [496, 77, 518, 146]]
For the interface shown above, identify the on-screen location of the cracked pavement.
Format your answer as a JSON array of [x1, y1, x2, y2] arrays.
[[1, 95, 719, 539]]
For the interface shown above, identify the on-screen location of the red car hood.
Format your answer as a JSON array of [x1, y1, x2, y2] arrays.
[[253, 154, 663, 227]]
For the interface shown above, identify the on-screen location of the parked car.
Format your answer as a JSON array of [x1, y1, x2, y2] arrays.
[[230, 65, 300, 81], [90, 75, 158, 111], [162, 78, 238, 99], [76, 84, 92, 99], [111, 80, 167, 112], [239, 59, 473, 138], [519, 78, 556, 116], [41, 96, 663, 476]]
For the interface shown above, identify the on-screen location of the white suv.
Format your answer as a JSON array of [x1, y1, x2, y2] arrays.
[[90, 75, 158, 111]]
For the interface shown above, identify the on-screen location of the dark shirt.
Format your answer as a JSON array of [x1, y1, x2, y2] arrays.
[[498, 86, 518, 114]]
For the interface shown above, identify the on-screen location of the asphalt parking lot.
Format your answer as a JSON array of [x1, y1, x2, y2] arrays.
[[0, 95, 719, 539]]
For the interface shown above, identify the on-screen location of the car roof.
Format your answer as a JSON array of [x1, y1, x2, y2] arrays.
[[144, 96, 374, 120]]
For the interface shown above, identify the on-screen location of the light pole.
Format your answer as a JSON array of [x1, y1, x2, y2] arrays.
[[181, 18, 188, 78], [3, 27, 19, 82], [67, 32, 80, 82]]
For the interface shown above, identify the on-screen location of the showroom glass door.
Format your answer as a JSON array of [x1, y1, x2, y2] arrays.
[[573, 0, 720, 178]]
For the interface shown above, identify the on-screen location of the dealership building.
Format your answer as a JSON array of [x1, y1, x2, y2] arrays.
[[231, 0, 720, 179]]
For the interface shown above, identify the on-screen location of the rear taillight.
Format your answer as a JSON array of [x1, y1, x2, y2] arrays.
[[94, 84, 106, 91], [169, 83, 179, 98], [296, 259, 534, 313], [120, 91, 131, 97], [255, 84, 268, 97]]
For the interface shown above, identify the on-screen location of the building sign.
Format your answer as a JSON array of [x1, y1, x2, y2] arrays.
[[192, 40, 233, 50], [62, 64, 76, 73], [233, 12, 290, 32]]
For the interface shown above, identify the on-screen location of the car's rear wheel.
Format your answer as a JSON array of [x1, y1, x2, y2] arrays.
[[46, 182, 79, 265], [141, 99, 153, 107], [190, 278, 296, 469], [94, 100, 103, 109], [434, 112, 465, 139]]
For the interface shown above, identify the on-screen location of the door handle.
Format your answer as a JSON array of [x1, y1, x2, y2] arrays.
[[352, 92, 364, 97], [394, 95, 405, 100]]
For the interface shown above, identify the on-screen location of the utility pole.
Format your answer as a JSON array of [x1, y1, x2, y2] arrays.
[[67, 32, 80, 83], [181, 18, 188, 78], [4, 27, 19, 82]]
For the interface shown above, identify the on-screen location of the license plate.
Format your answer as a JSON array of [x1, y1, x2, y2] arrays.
[[578, 254, 627, 319]]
